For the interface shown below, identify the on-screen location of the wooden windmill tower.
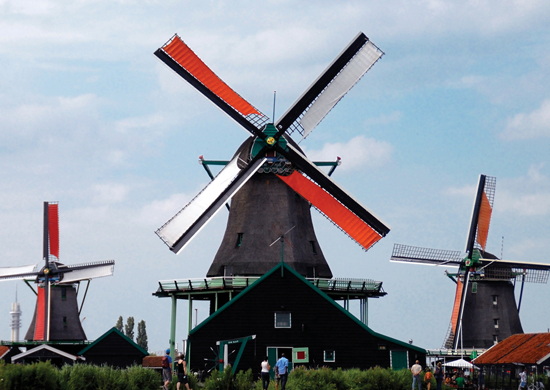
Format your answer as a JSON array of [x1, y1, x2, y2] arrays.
[[391, 175, 550, 350], [0, 202, 115, 341]]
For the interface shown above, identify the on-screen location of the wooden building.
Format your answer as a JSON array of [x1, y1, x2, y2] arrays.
[[78, 327, 148, 368], [186, 262, 425, 375]]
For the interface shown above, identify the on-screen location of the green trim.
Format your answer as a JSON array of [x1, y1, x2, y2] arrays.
[[190, 263, 426, 354], [189, 265, 281, 335], [77, 327, 149, 356]]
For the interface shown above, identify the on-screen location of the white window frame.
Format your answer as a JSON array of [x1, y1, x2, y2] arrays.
[[274, 312, 291, 328], [323, 350, 336, 362]]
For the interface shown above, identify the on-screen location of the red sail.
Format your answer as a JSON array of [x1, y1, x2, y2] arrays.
[[33, 287, 46, 341], [48, 203, 59, 259], [277, 171, 382, 251], [162, 36, 260, 117]]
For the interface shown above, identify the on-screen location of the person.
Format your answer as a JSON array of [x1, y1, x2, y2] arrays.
[[456, 373, 464, 389], [434, 362, 444, 390], [276, 353, 289, 390], [520, 368, 528, 389], [260, 356, 270, 390], [274, 359, 281, 390], [478, 369, 485, 390], [162, 349, 173, 390], [424, 367, 433, 390], [411, 360, 422, 390], [176, 354, 190, 390]]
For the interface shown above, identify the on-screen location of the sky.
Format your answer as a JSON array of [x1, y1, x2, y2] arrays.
[[1, 0, 550, 357]]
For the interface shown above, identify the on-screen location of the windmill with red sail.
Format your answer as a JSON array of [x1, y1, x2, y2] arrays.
[[391, 175, 550, 350], [0, 202, 115, 341], [154, 32, 390, 279]]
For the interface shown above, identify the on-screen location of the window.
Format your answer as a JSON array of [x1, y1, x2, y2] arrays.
[[324, 350, 335, 362], [492, 295, 498, 306], [275, 312, 291, 328], [494, 319, 499, 329], [63, 316, 67, 327], [493, 335, 498, 344], [235, 233, 244, 248], [61, 287, 67, 301], [472, 282, 477, 294], [224, 266, 233, 277], [309, 241, 317, 255]]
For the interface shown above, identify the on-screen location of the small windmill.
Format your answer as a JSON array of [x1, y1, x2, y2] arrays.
[[0, 202, 115, 341], [154, 32, 390, 277], [391, 175, 550, 350]]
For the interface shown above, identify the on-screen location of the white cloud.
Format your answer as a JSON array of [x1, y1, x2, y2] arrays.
[[303, 135, 392, 172], [93, 183, 129, 204], [501, 99, 550, 140], [138, 192, 194, 226], [497, 165, 550, 216]]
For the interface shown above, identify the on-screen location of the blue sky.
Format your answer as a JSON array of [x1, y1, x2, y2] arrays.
[[1, 0, 550, 355]]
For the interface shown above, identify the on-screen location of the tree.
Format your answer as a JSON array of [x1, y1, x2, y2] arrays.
[[125, 316, 135, 341], [115, 316, 123, 332], [136, 320, 148, 351]]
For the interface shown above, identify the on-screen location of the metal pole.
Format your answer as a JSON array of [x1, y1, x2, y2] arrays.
[[170, 294, 177, 365]]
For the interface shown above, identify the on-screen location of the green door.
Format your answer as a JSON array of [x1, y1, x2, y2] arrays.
[[390, 350, 408, 370], [268, 348, 277, 379]]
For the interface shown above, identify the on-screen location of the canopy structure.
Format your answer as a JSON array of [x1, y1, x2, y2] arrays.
[[443, 358, 479, 370]]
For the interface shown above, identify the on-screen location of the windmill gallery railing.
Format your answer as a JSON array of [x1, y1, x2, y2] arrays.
[[154, 276, 385, 328], [155, 276, 385, 297]]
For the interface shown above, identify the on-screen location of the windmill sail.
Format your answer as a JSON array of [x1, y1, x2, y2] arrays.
[[277, 169, 386, 251], [466, 175, 496, 254], [390, 244, 463, 266], [46, 202, 59, 261], [155, 35, 269, 137], [156, 153, 268, 254], [275, 32, 383, 140], [58, 260, 115, 284], [275, 143, 390, 250], [154, 32, 389, 256]]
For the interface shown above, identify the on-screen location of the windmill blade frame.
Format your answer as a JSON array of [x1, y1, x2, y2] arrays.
[[275, 32, 383, 140], [0, 264, 40, 281], [154, 35, 269, 139], [57, 260, 115, 284], [272, 144, 389, 251], [465, 174, 496, 256], [390, 244, 464, 266], [156, 151, 268, 254]]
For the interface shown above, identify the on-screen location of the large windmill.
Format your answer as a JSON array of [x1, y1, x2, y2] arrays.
[[154, 32, 390, 278], [0, 202, 115, 341], [391, 175, 550, 350]]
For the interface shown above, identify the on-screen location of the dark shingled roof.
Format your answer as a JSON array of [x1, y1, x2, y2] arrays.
[[473, 333, 550, 365]]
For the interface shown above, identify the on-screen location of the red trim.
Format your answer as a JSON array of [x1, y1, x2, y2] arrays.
[[277, 171, 381, 251], [34, 287, 46, 341], [476, 192, 492, 251], [162, 36, 260, 117], [48, 203, 59, 259]]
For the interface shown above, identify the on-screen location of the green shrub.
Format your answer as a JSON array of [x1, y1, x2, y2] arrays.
[[234, 368, 254, 390], [0, 361, 58, 390]]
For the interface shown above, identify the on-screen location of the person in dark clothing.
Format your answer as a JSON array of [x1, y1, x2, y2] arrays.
[[434, 362, 444, 390], [176, 354, 190, 390]]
